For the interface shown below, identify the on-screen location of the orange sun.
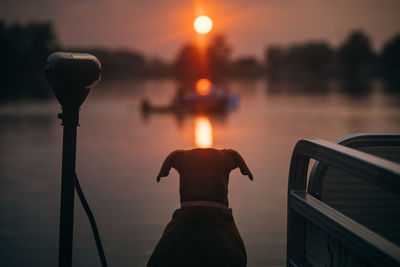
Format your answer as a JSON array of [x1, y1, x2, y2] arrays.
[[194, 15, 213, 34]]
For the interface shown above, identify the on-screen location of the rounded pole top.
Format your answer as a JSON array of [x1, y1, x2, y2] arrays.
[[45, 52, 102, 108]]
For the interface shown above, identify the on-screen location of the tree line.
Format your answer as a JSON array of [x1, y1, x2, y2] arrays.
[[0, 20, 399, 101], [175, 30, 400, 87], [265, 31, 400, 84], [0, 21, 171, 101]]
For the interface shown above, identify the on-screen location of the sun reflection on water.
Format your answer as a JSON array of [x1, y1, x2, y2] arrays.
[[194, 116, 213, 148], [195, 78, 212, 95]]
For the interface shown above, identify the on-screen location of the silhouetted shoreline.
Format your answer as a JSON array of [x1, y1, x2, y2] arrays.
[[1, 20, 399, 102]]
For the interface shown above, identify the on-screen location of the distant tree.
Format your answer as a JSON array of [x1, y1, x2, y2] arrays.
[[173, 44, 203, 80], [173, 34, 231, 81], [0, 21, 59, 101], [232, 56, 262, 77], [207, 34, 231, 80], [265, 46, 285, 79], [147, 56, 171, 77], [338, 31, 375, 77], [285, 42, 333, 75], [381, 33, 400, 82], [265, 42, 333, 79], [93, 49, 146, 78], [235, 57, 259, 66], [71, 48, 171, 79]]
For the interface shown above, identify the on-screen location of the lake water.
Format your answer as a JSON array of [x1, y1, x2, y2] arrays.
[[0, 78, 399, 267]]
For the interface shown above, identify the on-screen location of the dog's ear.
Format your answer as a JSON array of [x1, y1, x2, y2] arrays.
[[156, 150, 181, 182], [226, 149, 253, 180]]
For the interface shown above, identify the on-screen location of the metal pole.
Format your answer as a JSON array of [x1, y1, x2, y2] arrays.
[[58, 108, 79, 267], [45, 52, 101, 266]]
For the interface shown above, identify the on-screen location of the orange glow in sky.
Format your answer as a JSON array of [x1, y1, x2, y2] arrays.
[[2, 1, 398, 61], [194, 116, 213, 148], [194, 15, 213, 34], [195, 78, 212, 95]]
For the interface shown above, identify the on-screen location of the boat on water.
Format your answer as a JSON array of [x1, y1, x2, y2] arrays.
[[141, 79, 238, 115]]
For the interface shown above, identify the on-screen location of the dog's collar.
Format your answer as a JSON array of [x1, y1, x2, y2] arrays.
[[181, 200, 228, 210]]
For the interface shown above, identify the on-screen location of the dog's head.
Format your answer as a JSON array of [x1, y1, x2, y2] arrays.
[[156, 148, 252, 205]]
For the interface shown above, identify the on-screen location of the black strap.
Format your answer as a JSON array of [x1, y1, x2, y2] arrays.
[[74, 173, 108, 267]]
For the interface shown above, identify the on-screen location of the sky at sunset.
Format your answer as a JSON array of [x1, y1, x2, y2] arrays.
[[1, 0, 400, 61]]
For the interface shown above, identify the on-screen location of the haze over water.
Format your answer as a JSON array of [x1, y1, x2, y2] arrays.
[[1, 79, 399, 266]]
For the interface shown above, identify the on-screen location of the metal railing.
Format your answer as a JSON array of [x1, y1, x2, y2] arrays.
[[308, 133, 400, 198], [287, 139, 400, 267]]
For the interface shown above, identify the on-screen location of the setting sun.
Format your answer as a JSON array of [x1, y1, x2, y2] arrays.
[[194, 15, 213, 34]]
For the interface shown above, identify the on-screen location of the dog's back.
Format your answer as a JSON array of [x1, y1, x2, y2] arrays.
[[148, 149, 252, 267], [147, 206, 246, 267]]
